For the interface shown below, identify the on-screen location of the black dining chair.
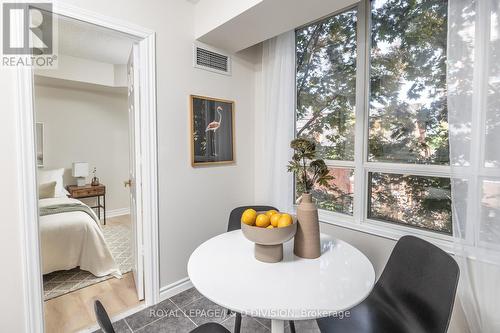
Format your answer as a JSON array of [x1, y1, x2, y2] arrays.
[[94, 300, 230, 333], [227, 206, 296, 333], [316, 235, 460, 333], [94, 300, 115, 333]]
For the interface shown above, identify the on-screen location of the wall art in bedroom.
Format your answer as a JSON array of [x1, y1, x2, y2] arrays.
[[36, 122, 44, 167], [190, 95, 234, 166]]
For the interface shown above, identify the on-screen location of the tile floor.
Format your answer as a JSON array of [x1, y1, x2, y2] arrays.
[[93, 287, 321, 333]]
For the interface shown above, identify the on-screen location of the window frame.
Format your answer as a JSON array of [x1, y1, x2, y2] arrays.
[[294, 0, 457, 250]]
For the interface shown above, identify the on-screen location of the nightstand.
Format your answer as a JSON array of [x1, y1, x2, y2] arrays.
[[66, 184, 106, 224]]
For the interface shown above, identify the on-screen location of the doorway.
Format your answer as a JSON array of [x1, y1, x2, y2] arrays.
[[15, 4, 158, 333]]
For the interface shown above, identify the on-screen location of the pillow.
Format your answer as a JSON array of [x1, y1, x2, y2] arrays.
[[39, 181, 56, 199], [38, 168, 67, 197]]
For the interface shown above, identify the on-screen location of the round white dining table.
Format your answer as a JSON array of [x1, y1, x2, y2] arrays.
[[187, 230, 375, 333]]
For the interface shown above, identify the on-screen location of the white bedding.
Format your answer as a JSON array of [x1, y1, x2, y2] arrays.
[[39, 197, 121, 278]]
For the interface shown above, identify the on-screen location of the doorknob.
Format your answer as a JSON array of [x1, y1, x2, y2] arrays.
[[124, 179, 132, 188]]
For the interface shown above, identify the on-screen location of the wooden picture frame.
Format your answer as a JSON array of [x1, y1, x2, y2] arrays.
[[35, 122, 44, 168], [190, 95, 235, 166]]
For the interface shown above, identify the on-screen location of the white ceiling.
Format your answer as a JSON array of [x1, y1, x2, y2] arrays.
[[56, 14, 137, 65], [195, 0, 358, 53]]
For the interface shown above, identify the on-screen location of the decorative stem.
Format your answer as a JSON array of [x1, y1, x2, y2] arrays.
[[302, 156, 309, 193], [288, 138, 331, 197]]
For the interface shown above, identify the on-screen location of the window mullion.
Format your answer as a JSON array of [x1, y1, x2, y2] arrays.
[[365, 162, 452, 177], [353, 0, 370, 225], [324, 160, 355, 168]]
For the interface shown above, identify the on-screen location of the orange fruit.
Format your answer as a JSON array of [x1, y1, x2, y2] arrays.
[[266, 225, 274, 229], [277, 214, 293, 228], [265, 209, 278, 218], [255, 214, 271, 228], [241, 209, 257, 226], [270, 213, 281, 227]]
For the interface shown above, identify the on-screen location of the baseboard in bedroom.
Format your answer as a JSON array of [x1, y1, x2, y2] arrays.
[[106, 207, 130, 218], [159, 277, 193, 302]]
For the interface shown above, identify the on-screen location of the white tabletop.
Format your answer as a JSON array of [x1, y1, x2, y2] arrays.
[[188, 230, 375, 323]]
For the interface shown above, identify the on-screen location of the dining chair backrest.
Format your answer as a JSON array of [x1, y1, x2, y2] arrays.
[[376, 235, 460, 333], [227, 205, 278, 232], [94, 300, 115, 333]]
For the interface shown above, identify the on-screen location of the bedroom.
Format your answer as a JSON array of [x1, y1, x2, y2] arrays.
[[33, 14, 144, 332]]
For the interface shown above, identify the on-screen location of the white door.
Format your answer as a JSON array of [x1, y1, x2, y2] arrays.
[[127, 44, 144, 300]]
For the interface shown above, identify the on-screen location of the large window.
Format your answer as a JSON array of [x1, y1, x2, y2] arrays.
[[295, 0, 452, 236], [369, 0, 449, 165], [296, 7, 357, 215], [368, 173, 451, 234]]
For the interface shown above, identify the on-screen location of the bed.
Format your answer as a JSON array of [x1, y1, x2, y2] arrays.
[[39, 196, 121, 278]]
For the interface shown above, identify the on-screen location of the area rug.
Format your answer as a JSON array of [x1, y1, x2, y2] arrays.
[[43, 223, 132, 300]]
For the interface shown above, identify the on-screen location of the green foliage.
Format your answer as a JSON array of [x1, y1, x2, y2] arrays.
[[294, 0, 452, 233], [369, 0, 449, 165], [296, 9, 357, 161], [369, 172, 452, 234], [287, 138, 333, 193]]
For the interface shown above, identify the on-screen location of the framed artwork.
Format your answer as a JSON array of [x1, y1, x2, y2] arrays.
[[36, 122, 44, 167], [190, 95, 235, 166]]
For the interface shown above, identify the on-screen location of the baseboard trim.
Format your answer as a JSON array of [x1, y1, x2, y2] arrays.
[[78, 279, 192, 332], [106, 208, 130, 218], [159, 277, 193, 302]]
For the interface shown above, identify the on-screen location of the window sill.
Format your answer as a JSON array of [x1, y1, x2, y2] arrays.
[[316, 210, 500, 266], [316, 209, 456, 254]]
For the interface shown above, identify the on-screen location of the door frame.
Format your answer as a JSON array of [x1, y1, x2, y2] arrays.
[[15, 3, 159, 332]]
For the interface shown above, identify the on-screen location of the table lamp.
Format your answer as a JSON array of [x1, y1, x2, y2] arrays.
[[72, 162, 88, 186]]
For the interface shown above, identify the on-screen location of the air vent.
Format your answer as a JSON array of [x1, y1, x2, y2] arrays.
[[193, 44, 231, 75]]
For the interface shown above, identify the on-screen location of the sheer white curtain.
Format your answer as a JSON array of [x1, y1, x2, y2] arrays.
[[258, 31, 295, 212], [448, 0, 500, 332]]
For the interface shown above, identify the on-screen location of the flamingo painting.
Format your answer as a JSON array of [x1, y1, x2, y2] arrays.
[[205, 106, 223, 132], [191, 96, 234, 166]]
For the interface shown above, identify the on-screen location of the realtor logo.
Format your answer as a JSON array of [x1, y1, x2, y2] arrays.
[[2, 2, 57, 67]]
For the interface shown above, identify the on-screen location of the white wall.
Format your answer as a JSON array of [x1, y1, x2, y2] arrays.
[[156, 41, 256, 288], [1, 0, 257, 328], [34, 81, 130, 211], [0, 70, 28, 333]]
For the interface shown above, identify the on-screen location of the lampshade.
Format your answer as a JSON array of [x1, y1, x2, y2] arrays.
[[72, 162, 89, 177]]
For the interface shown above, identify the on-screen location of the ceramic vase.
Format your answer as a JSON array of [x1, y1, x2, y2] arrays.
[[91, 177, 100, 186], [293, 193, 321, 259]]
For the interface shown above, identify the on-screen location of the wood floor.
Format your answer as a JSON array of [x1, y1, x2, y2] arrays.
[[44, 215, 140, 333], [44, 272, 141, 333], [107, 213, 131, 226]]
